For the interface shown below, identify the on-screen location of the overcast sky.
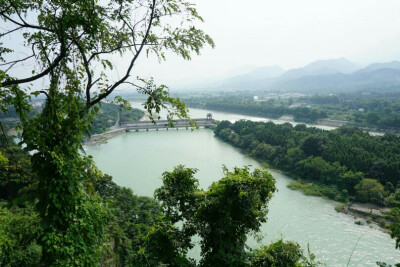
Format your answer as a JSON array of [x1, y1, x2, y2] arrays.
[[3, 0, 400, 91], [129, 0, 400, 87]]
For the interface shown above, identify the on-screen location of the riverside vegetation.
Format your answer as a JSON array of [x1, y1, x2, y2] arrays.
[[89, 102, 144, 134], [213, 120, 400, 258], [0, 102, 144, 135], [183, 92, 400, 130]]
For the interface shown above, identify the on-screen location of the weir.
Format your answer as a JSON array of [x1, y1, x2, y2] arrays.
[[121, 117, 215, 132]]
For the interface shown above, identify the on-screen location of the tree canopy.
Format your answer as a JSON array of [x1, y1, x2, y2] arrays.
[[0, 0, 214, 264]]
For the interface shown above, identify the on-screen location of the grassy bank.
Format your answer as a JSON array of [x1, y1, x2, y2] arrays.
[[287, 180, 349, 203]]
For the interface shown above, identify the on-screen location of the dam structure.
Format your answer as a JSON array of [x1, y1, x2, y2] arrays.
[[121, 114, 215, 132]]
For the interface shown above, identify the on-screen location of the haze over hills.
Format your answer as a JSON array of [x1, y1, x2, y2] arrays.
[[185, 58, 400, 94], [271, 60, 400, 93], [216, 65, 285, 89], [277, 58, 358, 81], [355, 61, 400, 73]]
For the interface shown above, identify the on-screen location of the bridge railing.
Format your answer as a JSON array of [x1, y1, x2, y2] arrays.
[[121, 118, 214, 128]]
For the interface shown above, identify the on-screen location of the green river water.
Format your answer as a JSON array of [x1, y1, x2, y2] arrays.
[[85, 105, 399, 266]]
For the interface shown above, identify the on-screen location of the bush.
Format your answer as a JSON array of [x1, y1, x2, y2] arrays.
[[385, 189, 400, 208], [249, 239, 321, 267], [355, 179, 385, 205]]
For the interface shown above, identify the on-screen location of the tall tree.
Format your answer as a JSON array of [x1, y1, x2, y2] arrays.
[[0, 0, 213, 264], [155, 165, 277, 266]]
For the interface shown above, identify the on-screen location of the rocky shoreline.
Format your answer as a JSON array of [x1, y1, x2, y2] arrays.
[[335, 202, 391, 232]]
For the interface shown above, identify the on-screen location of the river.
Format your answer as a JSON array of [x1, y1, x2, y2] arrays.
[[85, 104, 400, 266]]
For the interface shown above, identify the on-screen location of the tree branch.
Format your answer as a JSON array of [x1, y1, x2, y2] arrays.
[[1, 42, 70, 87], [88, 0, 157, 108], [74, 40, 93, 105], [1, 13, 52, 32], [8, 0, 53, 32], [0, 54, 34, 67], [0, 25, 22, 37]]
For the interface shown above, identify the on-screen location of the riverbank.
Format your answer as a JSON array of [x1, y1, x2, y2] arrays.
[[85, 128, 127, 146], [186, 105, 399, 135], [212, 118, 400, 239], [285, 179, 394, 233], [85, 108, 152, 146], [335, 202, 391, 231], [225, 145, 394, 233]]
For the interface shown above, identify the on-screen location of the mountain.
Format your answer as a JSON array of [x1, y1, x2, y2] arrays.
[[355, 61, 400, 74], [269, 61, 400, 93], [213, 58, 359, 91], [218, 65, 284, 89], [278, 58, 359, 81], [183, 59, 400, 93]]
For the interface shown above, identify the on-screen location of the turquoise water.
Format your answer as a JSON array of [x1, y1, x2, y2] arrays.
[[86, 128, 399, 266]]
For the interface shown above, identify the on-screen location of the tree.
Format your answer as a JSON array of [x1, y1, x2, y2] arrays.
[[384, 208, 400, 267], [300, 135, 327, 157], [0, 0, 213, 264], [355, 179, 385, 205], [0, 204, 42, 266], [249, 239, 321, 267], [249, 240, 303, 267], [155, 165, 277, 266], [0, 151, 7, 166], [385, 189, 400, 208], [251, 143, 276, 161]]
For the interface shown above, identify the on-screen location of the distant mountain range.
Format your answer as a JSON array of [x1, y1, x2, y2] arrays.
[[202, 58, 400, 93], [217, 65, 285, 89]]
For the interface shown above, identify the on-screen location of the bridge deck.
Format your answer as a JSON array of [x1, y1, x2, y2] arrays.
[[121, 118, 215, 131]]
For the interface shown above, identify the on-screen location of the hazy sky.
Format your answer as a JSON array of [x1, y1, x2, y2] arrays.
[[130, 0, 400, 87], [3, 0, 400, 91]]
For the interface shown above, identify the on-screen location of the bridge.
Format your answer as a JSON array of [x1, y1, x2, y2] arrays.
[[121, 114, 215, 132]]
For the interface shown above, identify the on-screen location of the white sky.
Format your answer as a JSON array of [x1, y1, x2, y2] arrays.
[[3, 0, 400, 91], [130, 0, 400, 87]]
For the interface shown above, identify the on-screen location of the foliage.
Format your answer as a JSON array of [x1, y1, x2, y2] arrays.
[[214, 120, 399, 204], [288, 181, 349, 203], [300, 136, 327, 157], [155, 165, 277, 266], [383, 208, 400, 267], [213, 119, 400, 265], [387, 208, 400, 249], [0, 137, 37, 202], [354, 179, 385, 205], [183, 92, 400, 129], [0, 0, 213, 264], [385, 189, 400, 208], [0, 203, 42, 266], [249, 239, 321, 267], [155, 166, 199, 224], [140, 219, 196, 267], [0, 151, 7, 166], [90, 102, 144, 134], [185, 96, 327, 123]]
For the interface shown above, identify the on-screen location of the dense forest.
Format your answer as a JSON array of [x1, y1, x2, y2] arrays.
[[214, 120, 400, 204]]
